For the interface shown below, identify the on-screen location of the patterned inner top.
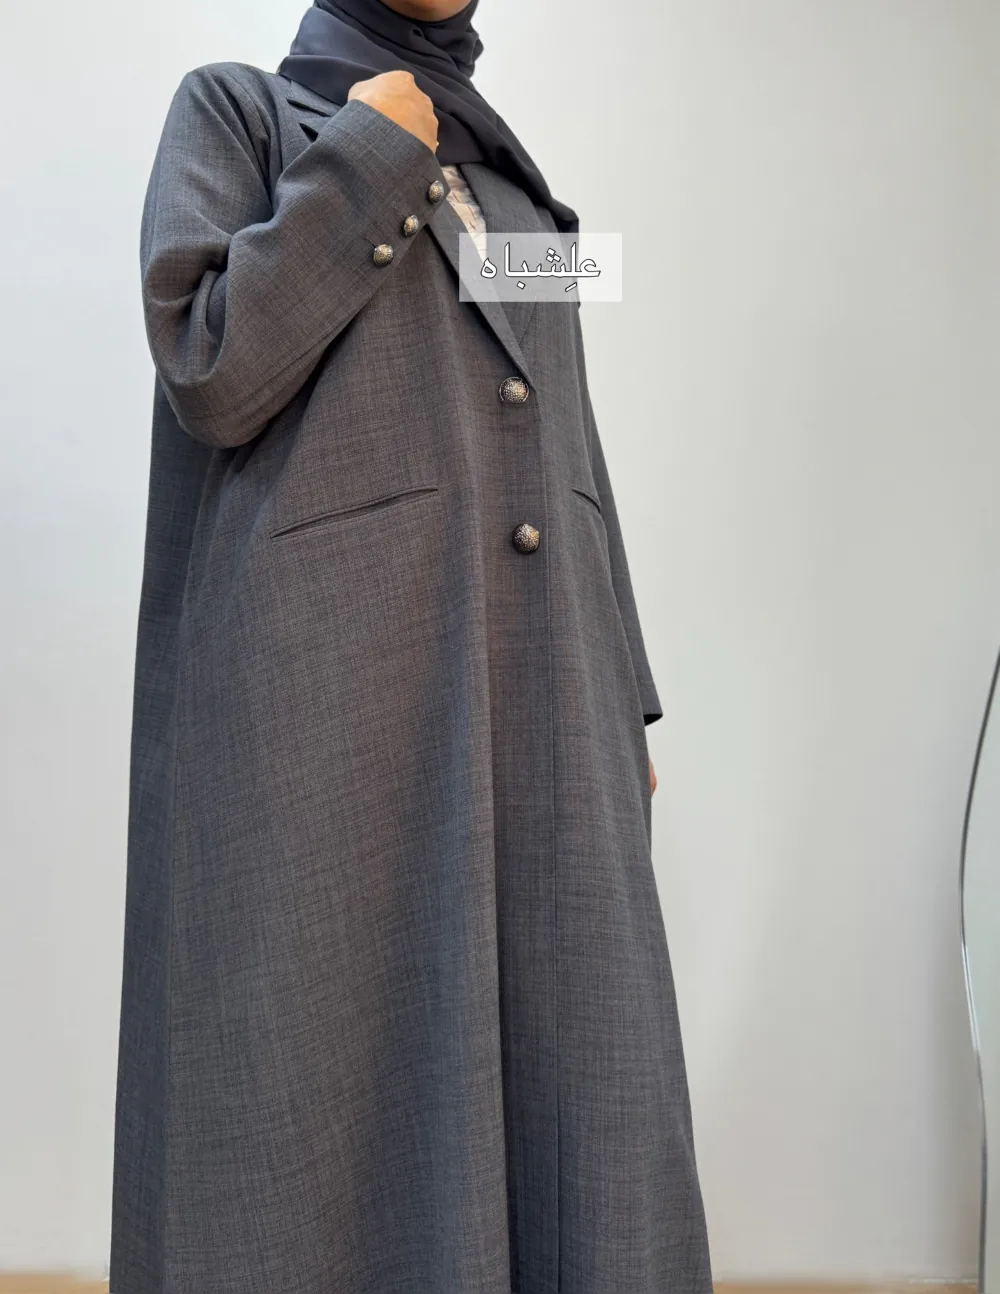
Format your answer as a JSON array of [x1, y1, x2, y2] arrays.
[[441, 163, 488, 262]]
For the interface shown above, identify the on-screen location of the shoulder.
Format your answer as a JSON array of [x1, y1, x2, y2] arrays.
[[147, 61, 296, 193], [177, 60, 278, 98], [166, 60, 288, 134]]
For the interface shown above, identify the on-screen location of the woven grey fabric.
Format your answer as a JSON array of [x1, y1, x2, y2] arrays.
[[110, 61, 713, 1294]]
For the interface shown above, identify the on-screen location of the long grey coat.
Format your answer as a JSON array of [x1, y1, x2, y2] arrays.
[[111, 60, 712, 1294]]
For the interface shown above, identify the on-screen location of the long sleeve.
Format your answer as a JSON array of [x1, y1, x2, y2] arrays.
[[140, 63, 447, 449], [585, 387, 664, 728]]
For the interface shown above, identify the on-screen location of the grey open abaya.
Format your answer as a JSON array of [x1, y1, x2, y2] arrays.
[[110, 60, 713, 1294]]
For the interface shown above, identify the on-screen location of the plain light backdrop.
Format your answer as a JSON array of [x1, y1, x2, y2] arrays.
[[1, 0, 997, 1282]]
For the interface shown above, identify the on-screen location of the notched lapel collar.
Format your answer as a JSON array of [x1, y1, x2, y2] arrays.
[[282, 76, 340, 115], [458, 163, 547, 345], [425, 198, 533, 384], [280, 76, 340, 141]]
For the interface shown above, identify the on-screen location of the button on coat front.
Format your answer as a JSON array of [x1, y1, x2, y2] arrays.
[[111, 60, 712, 1294], [499, 374, 530, 403], [512, 521, 541, 552]]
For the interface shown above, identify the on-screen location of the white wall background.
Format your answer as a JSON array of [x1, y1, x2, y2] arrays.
[[1, 0, 997, 1282]]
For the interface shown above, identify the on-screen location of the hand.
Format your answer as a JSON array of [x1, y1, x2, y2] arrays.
[[649, 757, 657, 796], [347, 70, 439, 153]]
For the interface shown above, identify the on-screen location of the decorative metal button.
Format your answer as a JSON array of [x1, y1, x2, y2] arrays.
[[427, 179, 446, 203], [499, 376, 530, 404], [401, 215, 420, 237], [511, 522, 540, 554], [372, 243, 394, 266]]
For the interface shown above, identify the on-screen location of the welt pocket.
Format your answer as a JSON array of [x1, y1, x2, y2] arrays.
[[571, 485, 603, 516], [269, 485, 439, 540]]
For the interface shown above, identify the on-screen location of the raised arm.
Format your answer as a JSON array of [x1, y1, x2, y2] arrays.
[[140, 64, 446, 449]]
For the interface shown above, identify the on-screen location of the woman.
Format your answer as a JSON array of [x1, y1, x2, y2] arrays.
[[110, 1, 713, 1291]]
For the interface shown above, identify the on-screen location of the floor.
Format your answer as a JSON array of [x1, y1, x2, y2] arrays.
[[0, 1280, 980, 1294]]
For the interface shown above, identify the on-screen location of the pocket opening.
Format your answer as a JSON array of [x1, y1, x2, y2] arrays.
[[572, 485, 602, 515], [269, 485, 439, 539]]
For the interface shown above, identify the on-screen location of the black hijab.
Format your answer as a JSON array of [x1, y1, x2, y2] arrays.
[[278, 0, 579, 233]]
